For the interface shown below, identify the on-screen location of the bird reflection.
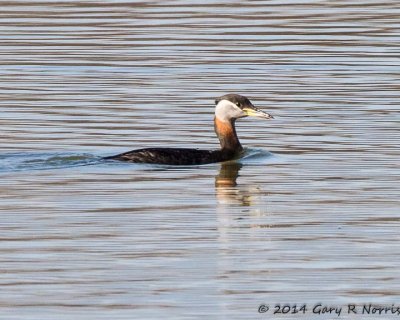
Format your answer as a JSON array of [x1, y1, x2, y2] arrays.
[[215, 161, 242, 188], [215, 163, 271, 311], [215, 161, 264, 207]]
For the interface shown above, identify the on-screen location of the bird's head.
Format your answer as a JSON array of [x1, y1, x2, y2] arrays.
[[214, 93, 273, 122]]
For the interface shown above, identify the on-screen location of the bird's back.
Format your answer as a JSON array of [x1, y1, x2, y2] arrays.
[[104, 147, 239, 165]]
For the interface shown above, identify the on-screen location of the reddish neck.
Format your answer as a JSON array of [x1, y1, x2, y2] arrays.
[[214, 117, 243, 152]]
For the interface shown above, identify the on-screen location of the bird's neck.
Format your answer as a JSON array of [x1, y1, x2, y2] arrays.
[[214, 116, 243, 153]]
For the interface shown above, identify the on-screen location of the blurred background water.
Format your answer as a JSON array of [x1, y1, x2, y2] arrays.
[[0, 1, 399, 319]]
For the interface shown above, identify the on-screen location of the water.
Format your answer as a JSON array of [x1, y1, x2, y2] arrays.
[[1, 1, 399, 319]]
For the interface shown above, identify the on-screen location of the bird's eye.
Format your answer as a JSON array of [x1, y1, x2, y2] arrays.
[[236, 102, 241, 107]]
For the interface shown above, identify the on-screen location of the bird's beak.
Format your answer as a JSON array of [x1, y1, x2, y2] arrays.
[[243, 106, 274, 119]]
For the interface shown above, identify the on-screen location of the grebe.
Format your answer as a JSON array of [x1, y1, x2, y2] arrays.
[[105, 94, 273, 165]]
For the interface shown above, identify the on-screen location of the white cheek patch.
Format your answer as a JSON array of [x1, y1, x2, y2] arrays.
[[215, 100, 243, 121]]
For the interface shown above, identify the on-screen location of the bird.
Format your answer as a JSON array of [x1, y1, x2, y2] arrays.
[[105, 94, 273, 165]]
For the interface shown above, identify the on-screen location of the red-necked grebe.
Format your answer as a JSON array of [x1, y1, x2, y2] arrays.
[[105, 94, 273, 165]]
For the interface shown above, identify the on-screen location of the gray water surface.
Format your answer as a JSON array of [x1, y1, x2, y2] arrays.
[[1, 1, 400, 319]]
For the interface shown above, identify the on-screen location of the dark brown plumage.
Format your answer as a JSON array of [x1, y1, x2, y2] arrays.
[[104, 147, 238, 165]]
